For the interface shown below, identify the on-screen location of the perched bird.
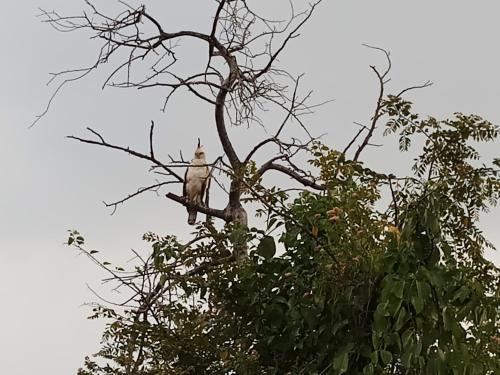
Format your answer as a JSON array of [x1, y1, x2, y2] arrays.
[[183, 142, 210, 225]]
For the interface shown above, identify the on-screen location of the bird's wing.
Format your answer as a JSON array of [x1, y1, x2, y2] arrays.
[[197, 166, 209, 199], [183, 167, 189, 198]]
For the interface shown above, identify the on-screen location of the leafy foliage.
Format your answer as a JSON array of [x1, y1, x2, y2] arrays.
[[73, 102, 499, 375]]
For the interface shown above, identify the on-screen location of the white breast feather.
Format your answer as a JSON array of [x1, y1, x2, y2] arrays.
[[185, 158, 209, 202]]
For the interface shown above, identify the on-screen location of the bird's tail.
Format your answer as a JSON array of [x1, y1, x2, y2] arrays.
[[188, 209, 197, 225]]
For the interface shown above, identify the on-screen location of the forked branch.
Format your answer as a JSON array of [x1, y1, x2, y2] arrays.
[[350, 45, 432, 162], [67, 127, 184, 182]]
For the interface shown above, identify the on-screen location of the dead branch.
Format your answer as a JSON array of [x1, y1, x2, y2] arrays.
[[105, 181, 180, 215], [67, 127, 184, 182], [353, 62, 387, 161], [166, 192, 228, 222], [350, 45, 432, 162], [388, 175, 400, 228], [257, 160, 324, 191]]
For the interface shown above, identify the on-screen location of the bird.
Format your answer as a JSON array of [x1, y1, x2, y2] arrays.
[[183, 141, 210, 225]]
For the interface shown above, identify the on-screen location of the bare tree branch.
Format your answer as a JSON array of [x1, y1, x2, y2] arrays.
[[343, 124, 366, 156], [105, 181, 180, 215], [353, 63, 386, 162], [165, 193, 228, 222], [257, 161, 324, 191], [351, 45, 432, 162], [396, 80, 433, 98], [40, 1, 330, 260], [67, 127, 184, 182]]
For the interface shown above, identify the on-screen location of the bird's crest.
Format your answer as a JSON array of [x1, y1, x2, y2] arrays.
[[194, 139, 205, 159]]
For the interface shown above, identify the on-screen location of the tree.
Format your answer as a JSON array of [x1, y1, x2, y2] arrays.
[[41, 1, 499, 374]]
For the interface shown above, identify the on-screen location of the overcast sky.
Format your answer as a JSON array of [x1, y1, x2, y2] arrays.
[[1, 1, 499, 374]]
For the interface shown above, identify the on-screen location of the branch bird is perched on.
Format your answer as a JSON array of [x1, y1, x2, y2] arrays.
[[183, 141, 210, 225]]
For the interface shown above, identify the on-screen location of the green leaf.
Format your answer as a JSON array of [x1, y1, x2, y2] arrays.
[[391, 280, 405, 299], [390, 332, 402, 352], [414, 338, 422, 356], [332, 319, 348, 335], [372, 333, 380, 349], [411, 295, 424, 314], [333, 346, 350, 374], [443, 306, 453, 331], [416, 280, 431, 299], [437, 347, 445, 362], [388, 297, 403, 315], [452, 286, 469, 303], [401, 350, 413, 368], [376, 301, 389, 317], [401, 329, 414, 348], [394, 306, 409, 331], [380, 350, 393, 365], [469, 362, 484, 375], [257, 236, 276, 259], [363, 364, 374, 375]]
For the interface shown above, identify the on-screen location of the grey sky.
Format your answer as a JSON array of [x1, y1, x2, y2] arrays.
[[1, 1, 499, 374]]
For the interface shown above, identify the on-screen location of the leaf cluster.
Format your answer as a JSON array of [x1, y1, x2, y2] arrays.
[[76, 103, 499, 375]]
